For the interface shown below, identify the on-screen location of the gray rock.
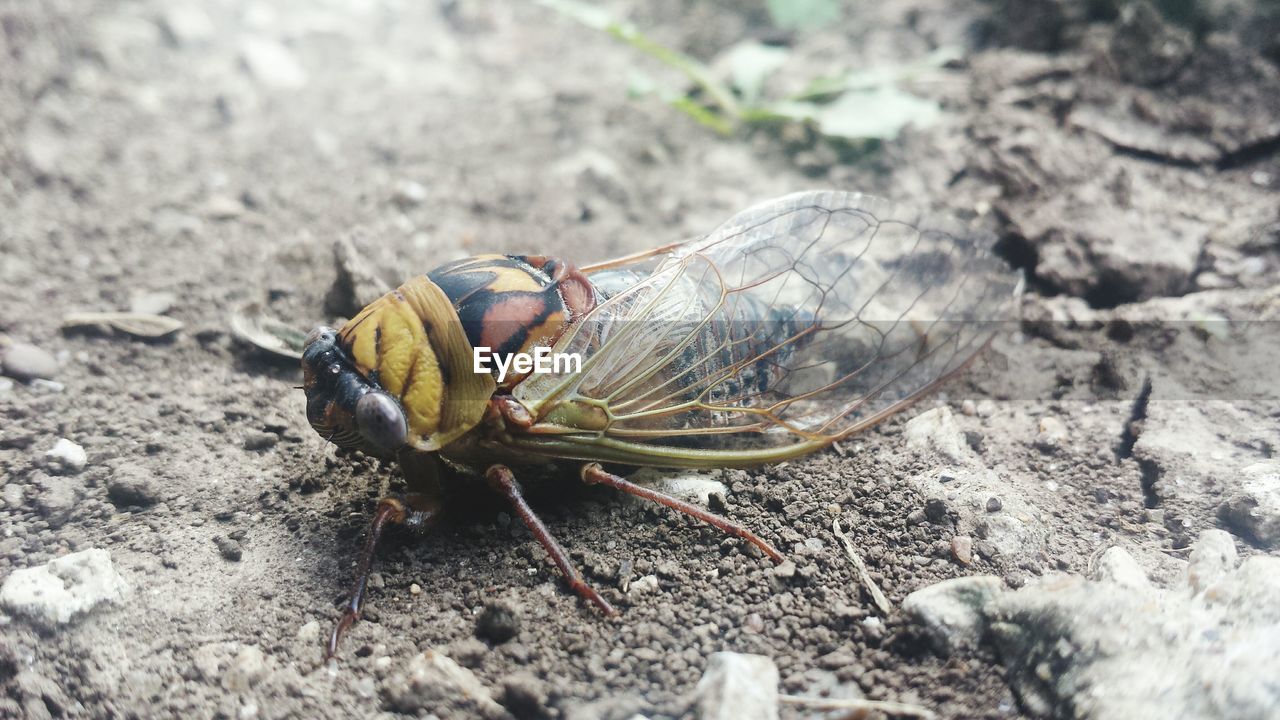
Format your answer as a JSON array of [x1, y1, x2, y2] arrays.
[[904, 407, 971, 464], [902, 576, 1005, 655], [242, 430, 278, 451], [106, 466, 162, 507], [13, 671, 70, 720], [221, 645, 270, 692], [988, 530, 1280, 720], [694, 652, 779, 720], [2, 342, 59, 381], [1092, 547, 1149, 589], [215, 536, 243, 562], [1107, 0, 1194, 87], [324, 234, 392, 317], [0, 548, 129, 628], [1033, 416, 1067, 452], [1218, 462, 1280, 547], [33, 472, 81, 528], [1185, 528, 1236, 593], [385, 650, 504, 715], [43, 438, 87, 475]]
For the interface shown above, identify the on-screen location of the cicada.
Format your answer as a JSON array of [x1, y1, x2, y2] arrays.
[[301, 191, 1019, 656]]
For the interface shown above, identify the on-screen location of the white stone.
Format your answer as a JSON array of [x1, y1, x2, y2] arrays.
[[1093, 547, 1150, 589], [630, 468, 727, 506], [43, 438, 87, 474], [240, 37, 307, 89], [694, 652, 779, 720], [629, 575, 659, 595], [1218, 462, 1280, 548], [0, 548, 129, 628], [386, 650, 502, 714], [1186, 529, 1237, 594], [904, 407, 970, 463]]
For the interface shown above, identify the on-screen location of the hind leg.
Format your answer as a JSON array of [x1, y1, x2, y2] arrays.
[[580, 462, 784, 562]]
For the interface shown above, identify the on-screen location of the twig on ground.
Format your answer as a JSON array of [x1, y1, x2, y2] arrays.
[[832, 518, 892, 615]]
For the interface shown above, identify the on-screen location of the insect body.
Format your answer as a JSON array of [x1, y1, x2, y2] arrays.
[[301, 191, 1020, 656]]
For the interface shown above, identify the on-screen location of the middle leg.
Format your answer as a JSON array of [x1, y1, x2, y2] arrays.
[[484, 465, 616, 615]]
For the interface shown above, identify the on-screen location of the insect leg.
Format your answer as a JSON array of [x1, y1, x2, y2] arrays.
[[484, 465, 617, 616], [580, 463, 785, 563], [326, 494, 440, 660]]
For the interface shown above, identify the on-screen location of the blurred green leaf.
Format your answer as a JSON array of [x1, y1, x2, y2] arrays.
[[538, 0, 738, 116], [810, 85, 941, 140], [719, 41, 790, 105], [767, 0, 841, 30]]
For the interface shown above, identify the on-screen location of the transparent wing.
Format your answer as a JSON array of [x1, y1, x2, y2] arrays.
[[510, 190, 1020, 465]]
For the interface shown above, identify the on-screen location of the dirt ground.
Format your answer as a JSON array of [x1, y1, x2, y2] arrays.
[[2, 1, 1279, 719]]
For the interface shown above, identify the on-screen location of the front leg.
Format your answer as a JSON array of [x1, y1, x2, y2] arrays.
[[327, 492, 441, 660], [484, 465, 616, 615]]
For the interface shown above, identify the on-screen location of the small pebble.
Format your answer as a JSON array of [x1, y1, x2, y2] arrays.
[[986, 497, 1003, 513], [475, 602, 520, 644], [29, 379, 65, 393], [630, 574, 659, 595], [243, 431, 278, 451], [44, 439, 87, 475], [215, 536, 243, 562], [203, 194, 244, 220], [1034, 416, 1068, 451], [106, 466, 161, 507], [2, 342, 59, 381], [297, 620, 321, 643], [951, 535, 974, 566], [409, 583, 422, 596], [961, 399, 977, 416], [129, 290, 176, 316], [393, 181, 428, 207]]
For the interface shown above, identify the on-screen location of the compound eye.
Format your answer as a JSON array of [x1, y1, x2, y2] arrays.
[[355, 391, 408, 454], [305, 326, 338, 349]]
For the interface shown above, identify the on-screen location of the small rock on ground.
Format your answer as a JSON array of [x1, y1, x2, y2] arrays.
[[902, 576, 1005, 655], [694, 652, 779, 720], [903, 407, 971, 464], [106, 466, 162, 507], [384, 650, 505, 717], [0, 548, 129, 629], [1, 342, 59, 381], [1217, 462, 1280, 548], [475, 602, 520, 644], [43, 438, 87, 475], [988, 534, 1280, 720]]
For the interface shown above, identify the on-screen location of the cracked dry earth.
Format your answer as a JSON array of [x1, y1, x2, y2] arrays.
[[2, 1, 1279, 719]]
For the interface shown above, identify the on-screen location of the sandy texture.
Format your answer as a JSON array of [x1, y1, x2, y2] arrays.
[[2, 1, 1279, 718]]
